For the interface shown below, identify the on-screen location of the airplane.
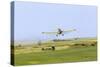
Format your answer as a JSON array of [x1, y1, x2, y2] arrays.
[[42, 28, 76, 37]]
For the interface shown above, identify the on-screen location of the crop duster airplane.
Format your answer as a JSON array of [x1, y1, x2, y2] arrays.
[[42, 28, 76, 37]]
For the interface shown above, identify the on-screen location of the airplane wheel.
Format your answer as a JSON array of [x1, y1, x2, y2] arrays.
[[62, 34, 64, 36]]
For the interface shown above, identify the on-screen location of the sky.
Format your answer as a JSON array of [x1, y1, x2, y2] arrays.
[[13, 1, 97, 41]]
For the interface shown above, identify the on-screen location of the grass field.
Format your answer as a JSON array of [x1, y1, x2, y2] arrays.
[[13, 38, 97, 66]]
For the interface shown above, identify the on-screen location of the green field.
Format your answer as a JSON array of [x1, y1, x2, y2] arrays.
[[13, 38, 97, 66]]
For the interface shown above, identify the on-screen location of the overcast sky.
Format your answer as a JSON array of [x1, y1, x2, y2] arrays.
[[13, 1, 97, 41]]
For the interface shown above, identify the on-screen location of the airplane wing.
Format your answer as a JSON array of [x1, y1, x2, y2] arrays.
[[42, 32, 57, 34], [63, 29, 76, 33]]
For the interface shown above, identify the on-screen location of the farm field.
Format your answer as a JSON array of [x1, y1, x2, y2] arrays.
[[13, 38, 97, 66]]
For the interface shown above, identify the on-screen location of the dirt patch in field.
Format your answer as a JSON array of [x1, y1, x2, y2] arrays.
[[15, 45, 70, 54], [55, 46, 70, 50]]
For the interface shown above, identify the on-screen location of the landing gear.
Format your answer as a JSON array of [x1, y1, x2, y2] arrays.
[[62, 34, 64, 36]]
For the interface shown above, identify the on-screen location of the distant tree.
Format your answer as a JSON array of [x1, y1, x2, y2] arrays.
[[81, 44, 85, 46], [52, 45, 55, 51], [18, 44, 21, 47], [91, 44, 95, 46], [38, 40, 41, 46]]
